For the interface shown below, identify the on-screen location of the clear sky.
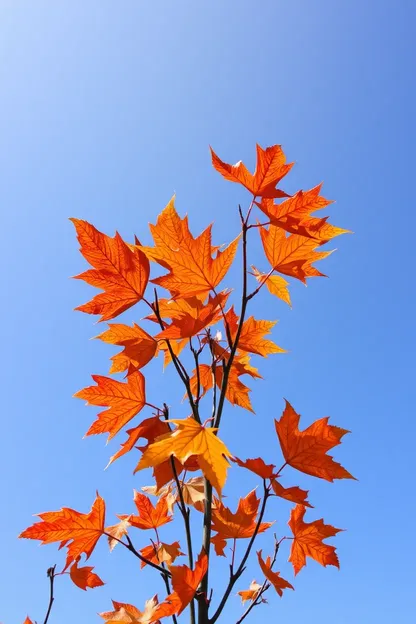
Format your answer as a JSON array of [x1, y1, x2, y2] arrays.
[[1, 1, 415, 623]]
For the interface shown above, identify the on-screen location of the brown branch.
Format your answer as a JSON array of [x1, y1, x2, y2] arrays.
[[209, 480, 271, 624], [235, 537, 280, 624], [43, 565, 56, 624], [103, 532, 171, 577]]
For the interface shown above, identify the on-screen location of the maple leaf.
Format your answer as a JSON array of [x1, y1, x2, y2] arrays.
[[100, 596, 160, 624], [288, 504, 342, 575], [118, 490, 172, 530], [233, 457, 277, 480], [23, 618, 34, 624], [95, 323, 158, 374], [211, 489, 273, 556], [19, 494, 105, 569], [270, 478, 312, 507], [260, 224, 332, 283], [225, 307, 285, 357], [71, 219, 149, 321], [275, 400, 354, 481], [257, 550, 294, 596], [139, 541, 184, 568], [153, 551, 208, 619], [105, 517, 131, 551], [210, 144, 293, 198], [107, 416, 170, 467], [69, 559, 104, 590], [251, 266, 291, 307], [155, 291, 229, 340], [190, 362, 254, 413], [139, 196, 239, 299], [257, 184, 348, 243], [74, 369, 146, 441], [238, 580, 264, 604], [136, 417, 232, 495]]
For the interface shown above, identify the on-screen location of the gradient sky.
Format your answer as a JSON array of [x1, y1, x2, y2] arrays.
[[1, 1, 415, 623]]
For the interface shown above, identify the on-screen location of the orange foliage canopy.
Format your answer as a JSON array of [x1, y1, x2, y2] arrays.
[[20, 143, 353, 622]]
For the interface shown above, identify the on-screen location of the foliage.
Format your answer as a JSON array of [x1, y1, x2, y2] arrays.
[[20, 143, 353, 624]]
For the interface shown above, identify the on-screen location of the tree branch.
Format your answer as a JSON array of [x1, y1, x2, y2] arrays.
[[103, 532, 171, 577], [43, 565, 56, 624], [209, 480, 271, 624]]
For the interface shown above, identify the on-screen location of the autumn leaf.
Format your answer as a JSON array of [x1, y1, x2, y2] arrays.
[[257, 184, 348, 243], [288, 504, 342, 575], [233, 457, 277, 480], [107, 416, 170, 467], [118, 490, 172, 531], [251, 266, 291, 306], [139, 541, 184, 568], [260, 224, 332, 283], [19, 494, 105, 569], [257, 551, 294, 596], [23, 618, 34, 624], [274, 400, 354, 481], [105, 517, 131, 551], [74, 369, 146, 441], [238, 580, 264, 604], [190, 362, 255, 413], [211, 144, 293, 198], [225, 307, 285, 357], [69, 559, 104, 590], [155, 291, 229, 340], [71, 219, 149, 321], [136, 417, 232, 495], [270, 479, 312, 508], [100, 596, 160, 624], [139, 196, 239, 299], [211, 489, 273, 556], [153, 551, 208, 619], [95, 323, 158, 374]]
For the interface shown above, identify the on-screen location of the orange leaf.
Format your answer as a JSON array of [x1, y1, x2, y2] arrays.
[[257, 550, 294, 596], [211, 144, 293, 198], [288, 504, 342, 575], [139, 196, 239, 299], [271, 479, 312, 508], [190, 363, 254, 413], [225, 307, 285, 357], [139, 541, 184, 568], [100, 596, 160, 623], [275, 400, 354, 481], [211, 489, 273, 556], [23, 618, 34, 624], [95, 323, 158, 374], [170, 551, 208, 616], [251, 266, 291, 307], [71, 219, 149, 321], [19, 494, 105, 569], [118, 490, 172, 530], [260, 225, 332, 283], [155, 291, 229, 340], [74, 369, 146, 441], [105, 517, 131, 551], [69, 559, 104, 590], [136, 417, 232, 495], [233, 457, 277, 480], [238, 580, 263, 604], [107, 416, 170, 466]]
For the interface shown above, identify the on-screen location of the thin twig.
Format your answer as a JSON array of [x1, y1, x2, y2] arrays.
[[103, 532, 171, 577], [209, 481, 271, 624], [235, 537, 280, 624], [43, 565, 56, 624]]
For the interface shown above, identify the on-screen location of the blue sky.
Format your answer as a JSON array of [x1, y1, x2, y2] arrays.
[[1, 1, 415, 622]]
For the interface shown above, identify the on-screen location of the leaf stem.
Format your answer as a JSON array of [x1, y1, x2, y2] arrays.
[[103, 532, 171, 577], [43, 565, 56, 624]]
